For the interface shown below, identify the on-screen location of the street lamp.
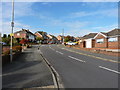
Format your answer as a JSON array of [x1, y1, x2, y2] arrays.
[[10, 0, 14, 62], [62, 29, 64, 44]]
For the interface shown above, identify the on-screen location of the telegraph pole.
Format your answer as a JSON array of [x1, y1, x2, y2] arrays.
[[10, 0, 14, 62], [62, 29, 64, 44]]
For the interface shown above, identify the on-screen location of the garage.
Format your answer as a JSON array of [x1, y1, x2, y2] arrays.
[[85, 39, 92, 48]]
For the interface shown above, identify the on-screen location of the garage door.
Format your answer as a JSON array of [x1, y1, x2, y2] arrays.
[[86, 39, 92, 48]]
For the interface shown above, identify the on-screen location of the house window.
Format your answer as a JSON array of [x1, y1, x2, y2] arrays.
[[96, 39, 104, 43], [108, 37, 117, 42], [17, 33, 20, 36]]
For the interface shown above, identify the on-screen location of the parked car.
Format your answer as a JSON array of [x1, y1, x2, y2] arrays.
[[48, 41, 54, 44], [66, 42, 76, 45]]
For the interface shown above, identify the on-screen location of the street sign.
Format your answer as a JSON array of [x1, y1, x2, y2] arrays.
[[10, 33, 14, 36]]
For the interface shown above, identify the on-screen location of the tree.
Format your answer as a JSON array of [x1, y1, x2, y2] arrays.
[[8, 34, 11, 38], [64, 37, 69, 42], [3, 34, 7, 38], [2, 37, 10, 45], [64, 35, 75, 42], [13, 38, 19, 45], [36, 37, 43, 41]]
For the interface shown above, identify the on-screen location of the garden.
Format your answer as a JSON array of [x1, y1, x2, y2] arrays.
[[2, 34, 32, 65]]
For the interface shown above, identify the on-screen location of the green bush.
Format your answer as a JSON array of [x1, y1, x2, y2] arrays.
[[2, 38, 10, 45]]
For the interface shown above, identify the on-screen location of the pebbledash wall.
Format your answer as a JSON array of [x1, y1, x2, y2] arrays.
[[14, 32, 26, 39]]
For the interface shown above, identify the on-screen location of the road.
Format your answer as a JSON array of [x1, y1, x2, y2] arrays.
[[40, 44, 119, 88]]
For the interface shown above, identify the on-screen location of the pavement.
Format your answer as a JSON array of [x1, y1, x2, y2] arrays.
[[40, 44, 119, 88], [2, 46, 54, 89]]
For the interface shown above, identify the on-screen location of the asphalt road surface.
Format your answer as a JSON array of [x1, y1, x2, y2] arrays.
[[40, 44, 119, 88], [2, 46, 54, 88]]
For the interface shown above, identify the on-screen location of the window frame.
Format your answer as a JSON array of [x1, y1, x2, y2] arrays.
[[108, 37, 118, 42], [96, 38, 104, 43]]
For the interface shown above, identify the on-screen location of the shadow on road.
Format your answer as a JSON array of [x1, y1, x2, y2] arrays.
[[2, 47, 54, 88]]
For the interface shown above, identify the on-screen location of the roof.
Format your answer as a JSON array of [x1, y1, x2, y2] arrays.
[[35, 31, 47, 35], [14, 29, 35, 36], [96, 28, 120, 38], [100, 32, 108, 36], [57, 35, 62, 37], [107, 28, 120, 36], [82, 33, 97, 39]]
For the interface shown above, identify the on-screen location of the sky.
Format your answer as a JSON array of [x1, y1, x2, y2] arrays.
[[1, 1, 118, 37]]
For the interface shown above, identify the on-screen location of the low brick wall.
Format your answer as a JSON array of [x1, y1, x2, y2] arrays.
[[2, 52, 21, 66], [67, 45, 120, 57]]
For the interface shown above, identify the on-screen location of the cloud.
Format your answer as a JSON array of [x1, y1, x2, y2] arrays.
[[1, 2, 35, 34], [1, 1, 118, 37], [49, 19, 89, 29], [65, 23, 118, 37], [2, 2, 34, 19], [41, 2, 50, 5], [65, 29, 93, 37], [47, 19, 91, 36], [69, 9, 118, 18], [0, 2, 2, 33], [2, 21, 31, 34], [92, 24, 118, 32]]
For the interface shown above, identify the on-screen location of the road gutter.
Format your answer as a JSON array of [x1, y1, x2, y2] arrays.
[[39, 50, 64, 90]]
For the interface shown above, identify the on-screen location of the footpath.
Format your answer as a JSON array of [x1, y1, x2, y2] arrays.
[[2, 46, 55, 89]]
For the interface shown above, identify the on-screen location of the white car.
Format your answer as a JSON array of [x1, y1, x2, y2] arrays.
[[66, 42, 76, 45]]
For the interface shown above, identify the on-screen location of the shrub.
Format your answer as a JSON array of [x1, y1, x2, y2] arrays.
[[13, 46, 22, 52], [3, 49, 10, 55], [2, 38, 10, 45]]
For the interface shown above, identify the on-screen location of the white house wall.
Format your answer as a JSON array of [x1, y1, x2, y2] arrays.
[[85, 39, 92, 48]]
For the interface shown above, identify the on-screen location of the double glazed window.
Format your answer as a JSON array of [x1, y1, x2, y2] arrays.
[[96, 39, 104, 43], [17, 33, 20, 36], [108, 37, 117, 42]]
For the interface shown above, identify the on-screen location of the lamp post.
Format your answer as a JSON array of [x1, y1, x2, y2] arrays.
[[10, 0, 14, 62], [62, 29, 64, 44]]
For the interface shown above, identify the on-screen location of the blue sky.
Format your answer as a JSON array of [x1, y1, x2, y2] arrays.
[[2, 2, 118, 37]]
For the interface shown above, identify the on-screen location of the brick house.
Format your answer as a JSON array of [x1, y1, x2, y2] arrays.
[[47, 34, 59, 44], [34, 31, 49, 43], [57, 35, 63, 43], [79, 33, 97, 48], [14, 29, 36, 41], [94, 28, 120, 49]]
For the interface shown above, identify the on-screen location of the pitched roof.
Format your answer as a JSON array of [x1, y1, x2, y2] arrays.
[[107, 28, 120, 36], [14, 29, 35, 36], [100, 32, 108, 36], [35, 31, 47, 35], [83, 33, 98, 39]]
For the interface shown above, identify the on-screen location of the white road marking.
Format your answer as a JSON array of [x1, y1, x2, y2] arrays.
[[68, 56, 86, 63], [52, 48, 55, 51], [99, 66, 120, 74], [56, 51, 63, 55], [0, 72, 18, 77], [49, 46, 55, 51], [61, 48, 65, 49]]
